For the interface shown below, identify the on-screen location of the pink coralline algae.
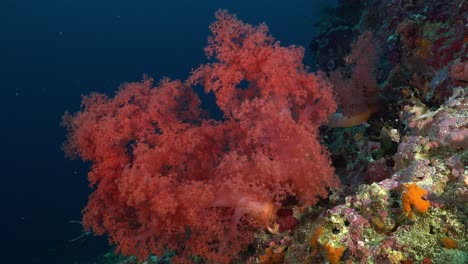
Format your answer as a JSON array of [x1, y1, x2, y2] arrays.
[[407, 88, 468, 150]]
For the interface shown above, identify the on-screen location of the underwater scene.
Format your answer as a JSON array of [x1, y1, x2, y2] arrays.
[[7, 0, 467, 263]]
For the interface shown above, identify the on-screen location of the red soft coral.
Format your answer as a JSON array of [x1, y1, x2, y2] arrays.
[[63, 10, 338, 263], [329, 31, 380, 126]]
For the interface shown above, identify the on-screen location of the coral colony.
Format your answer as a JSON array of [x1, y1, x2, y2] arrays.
[[64, 1, 467, 263]]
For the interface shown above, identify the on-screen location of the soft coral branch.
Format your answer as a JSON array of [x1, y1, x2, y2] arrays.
[[329, 31, 381, 126]]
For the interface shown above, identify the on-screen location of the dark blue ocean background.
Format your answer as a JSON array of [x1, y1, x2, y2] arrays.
[[5, 0, 336, 263]]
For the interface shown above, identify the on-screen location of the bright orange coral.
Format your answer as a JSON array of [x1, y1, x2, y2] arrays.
[[309, 226, 324, 255], [402, 183, 430, 218], [324, 242, 346, 264]]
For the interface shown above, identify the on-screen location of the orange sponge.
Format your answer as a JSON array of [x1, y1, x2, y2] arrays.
[[324, 242, 346, 264], [402, 183, 430, 218], [441, 237, 458, 249], [309, 226, 324, 254]]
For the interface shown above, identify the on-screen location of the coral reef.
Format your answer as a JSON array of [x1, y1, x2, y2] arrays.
[[65, 1, 467, 263], [250, 0, 467, 263]]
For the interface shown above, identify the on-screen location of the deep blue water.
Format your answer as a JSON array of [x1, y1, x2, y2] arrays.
[[4, 1, 336, 263]]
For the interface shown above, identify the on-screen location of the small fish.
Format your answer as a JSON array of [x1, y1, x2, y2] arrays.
[[327, 106, 379, 128]]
